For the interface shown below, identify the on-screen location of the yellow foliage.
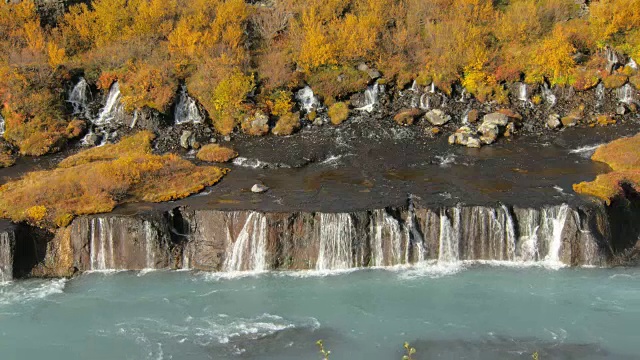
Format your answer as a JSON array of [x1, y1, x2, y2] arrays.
[[328, 102, 349, 125], [47, 41, 66, 68], [26, 206, 47, 223], [296, 9, 337, 69], [0, 132, 229, 229], [267, 90, 294, 117]]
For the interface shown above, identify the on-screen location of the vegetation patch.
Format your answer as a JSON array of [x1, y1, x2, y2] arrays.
[[328, 102, 349, 126], [196, 144, 238, 163], [272, 112, 301, 136], [0, 131, 228, 228], [573, 133, 640, 204]]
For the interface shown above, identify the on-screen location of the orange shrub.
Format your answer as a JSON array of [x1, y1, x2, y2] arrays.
[[573, 133, 640, 204], [0, 131, 229, 228], [196, 144, 238, 163]]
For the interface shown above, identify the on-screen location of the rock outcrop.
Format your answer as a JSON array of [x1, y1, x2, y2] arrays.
[[6, 197, 636, 278]]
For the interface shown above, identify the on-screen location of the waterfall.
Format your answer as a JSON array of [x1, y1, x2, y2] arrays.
[[356, 83, 381, 112], [501, 205, 517, 261], [430, 82, 436, 93], [541, 83, 556, 107], [617, 84, 635, 104], [438, 207, 460, 263], [89, 218, 117, 271], [316, 213, 353, 270], [595, 83, 605, 108], [0, 113, 5, 137], [296, 86, 320, 113], [0, 232, 14, 282], [628, 58, 638, 70], [542, 204, 570, 263], [68, 77, 91, 116], [516, 209, 540, 261], [143, 221, 157, 270], [370, 210, 406, 267], [517, 83, 528, 102], [223, 212, 268, 272], [174, 86, 203, 125], [96, 82, 124, 126], [419, 93, 430, 110], [410, 80, 420, 93]]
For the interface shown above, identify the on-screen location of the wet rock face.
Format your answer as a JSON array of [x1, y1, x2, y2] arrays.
[[13, 200, 627, 277], [10, 175, 640, 280], [67, 215, 175, 271]]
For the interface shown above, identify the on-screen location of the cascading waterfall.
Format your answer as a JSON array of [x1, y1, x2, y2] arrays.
[[316, 213, 353, 270], [516, 209, 541, 261], [517, 83, 528, 102], [174, 86, 203, 125], [357, 83, 381, 112], [438, 207, 460, 263], [89, 218, 116, 271], [143, 221, 157, 270], [68, 77, 91, 116], [0, 113, 5, 137], [501, 205, 517, 261], [541, 83, 557, 107], [96, 82, 124, 126], [419, 93, 430, 110], [223, 212, 268, 272], [617, 83, 635, 105], [0, 232, 13, 282], [542, 204, 570, 263], [296, 86, 320, 113], [370, 210, 406, 267], [595, 83, 605, 108]]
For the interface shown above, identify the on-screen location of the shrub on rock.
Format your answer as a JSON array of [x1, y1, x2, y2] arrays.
[[0, 131, 229, 228], [272, 112, 301, 136], [196, 144, 238, 163], [573, 133, 640, 204], [328, 102, 349, 125]]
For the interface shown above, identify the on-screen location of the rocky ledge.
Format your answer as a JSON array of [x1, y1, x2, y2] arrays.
[[1, 192, 640, 280]]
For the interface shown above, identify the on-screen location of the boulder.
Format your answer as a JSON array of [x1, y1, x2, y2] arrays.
[[617, 105, 628, 115], [251, 184, 269, 193], [425, 109, 451, 126], [357, 63, 369, 72], [242, 110, 269, 136], [83, 132, 100, 147], [393, 108, 422, 126], [546, 114, 562, 130], [367, 69, 382, 79], [481, 112, 509, 127], [448, 126, 474, 146], [497, 108, 522, 121], [180, 130, 194, 149], [478, 123, 499, 145], [561, 116, 578, 127], [466, 137, 482, 148]]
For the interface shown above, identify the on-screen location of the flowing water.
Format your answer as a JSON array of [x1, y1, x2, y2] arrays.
[[0, 113, 4, 137], [356, 83, 382, 112], [68, 77, 91, 116], [174, 86, 203, 125], [96, 82, 124, 126], [1, 267, 639, 360]]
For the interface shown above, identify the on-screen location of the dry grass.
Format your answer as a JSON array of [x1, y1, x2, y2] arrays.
[[0, 131, 228, 228], [196, 144, 238, 163], [573, 133, 640, 204]]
